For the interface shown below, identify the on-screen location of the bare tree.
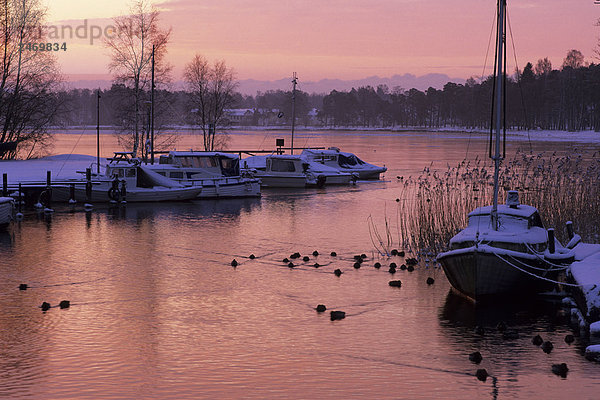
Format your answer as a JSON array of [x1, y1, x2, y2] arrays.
[[184, 54, 237, 151], [0, 0, 63, 159], [562, 49, 585, 70], [103, 0, 172, 158], [534, 57, 552, 76]]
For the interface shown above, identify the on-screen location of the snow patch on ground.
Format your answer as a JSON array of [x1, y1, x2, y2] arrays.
[[0, 155, 106, 183]]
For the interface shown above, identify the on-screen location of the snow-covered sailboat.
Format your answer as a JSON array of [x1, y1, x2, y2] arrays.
[[436, 0, 574, 301]]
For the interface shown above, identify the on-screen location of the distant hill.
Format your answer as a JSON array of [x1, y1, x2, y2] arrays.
[[65, 73, 466, 95], [237, 74, 466, 95]]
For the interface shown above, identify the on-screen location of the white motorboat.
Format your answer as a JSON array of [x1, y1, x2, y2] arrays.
[[145, 151, 261, 198], [242, 154, 355, 188], [52, 152, 202, 203], [0, 197, 14, 228], [436, 0, 574, 301], [301, 147, 387, 180]]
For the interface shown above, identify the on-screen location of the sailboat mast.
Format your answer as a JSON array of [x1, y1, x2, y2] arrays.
[[150, 45, 155, 164], [291, 72, 298, 155], [96, 88, 101, 174], [491, 0, 506, 231]]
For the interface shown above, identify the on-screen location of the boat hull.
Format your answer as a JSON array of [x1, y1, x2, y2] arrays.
[[189, 178, 261, 198], [256, 174, 308, 188], [0, 198, 13, 229], [51, 185, 202, 203], [438, 248, 557, 301], [341, 167, 386, 180]]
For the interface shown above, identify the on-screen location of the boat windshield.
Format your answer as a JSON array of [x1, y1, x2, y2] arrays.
[[219, 157, 239, 176], [338, 154, 365, 167], [270, 159, 296, 172], [468, 214, 529, 230], [176, 156, 218, 169]]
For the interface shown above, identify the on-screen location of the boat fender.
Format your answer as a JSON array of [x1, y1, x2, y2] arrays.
[[316, 175, 326, 188], [108, 187, 120, 202], [37, 190, 50, 208], [120, 180, 127, 200]]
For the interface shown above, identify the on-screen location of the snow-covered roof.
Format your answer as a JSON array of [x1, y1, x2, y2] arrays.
[[0, 197, 13, 204], [168, 151, 238, 159], [468, 204, 539, 219]]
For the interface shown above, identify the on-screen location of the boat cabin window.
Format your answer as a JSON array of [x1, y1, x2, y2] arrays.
[[219, 157, 239, 177], [169, 171, 184, 179], [156, 171, 166, 177], [270, 159, 296, 172], [201, 157, 218, 168], [111, 168, 136, 178], [173, 156, 217, 168], [528, 212, 544, 228], [159, 155, 171, 164], [316, 154, 337, 163]]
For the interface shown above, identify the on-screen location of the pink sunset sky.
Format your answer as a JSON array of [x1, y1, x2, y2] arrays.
[[45, 0, 600, 83]]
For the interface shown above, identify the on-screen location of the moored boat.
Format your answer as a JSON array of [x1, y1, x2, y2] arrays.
[[436, 0, 574, 301], [145, 151, 261, 198], [0, 197, 14, 228], [242, 154, 355, 188], [52, 152, 202, 203], [301, 147, 387, 180], [437, 192, 574, 300]]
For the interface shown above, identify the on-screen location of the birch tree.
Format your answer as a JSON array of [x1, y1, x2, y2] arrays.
[[103, 0, 172, 158], [184, 55, 237, 151], [0, 0, 63, 159]]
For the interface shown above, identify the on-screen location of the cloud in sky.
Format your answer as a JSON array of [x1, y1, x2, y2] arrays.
[[46, 0, 600, 82]]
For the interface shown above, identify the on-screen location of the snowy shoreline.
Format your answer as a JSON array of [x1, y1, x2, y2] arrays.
[[54, 126, 600, 144]]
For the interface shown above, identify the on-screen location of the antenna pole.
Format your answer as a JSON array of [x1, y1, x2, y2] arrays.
[[291, 72, 297, 155]]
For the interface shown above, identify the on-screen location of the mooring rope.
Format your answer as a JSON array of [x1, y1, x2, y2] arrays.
[[507, 253, 569, 272], [493, 252, 583, 287], [522, 242, 573, 269]]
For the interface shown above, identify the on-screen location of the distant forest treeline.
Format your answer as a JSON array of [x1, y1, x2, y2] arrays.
[[62, 58, 600, 132]]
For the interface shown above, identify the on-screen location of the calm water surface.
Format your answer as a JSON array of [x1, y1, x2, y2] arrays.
[[1, 130, 599, 399]]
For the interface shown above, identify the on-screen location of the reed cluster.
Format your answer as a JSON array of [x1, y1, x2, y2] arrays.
[[380, 150, 600, 256]]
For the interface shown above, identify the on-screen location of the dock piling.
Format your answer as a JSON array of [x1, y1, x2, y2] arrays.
[[45, 171, 52, 209], [566, 221, 574, 240], [17, 183, 22, 213], [2, 173, 7, 196], [548, 228, 555, 254], [85, 168, 92, 203]]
